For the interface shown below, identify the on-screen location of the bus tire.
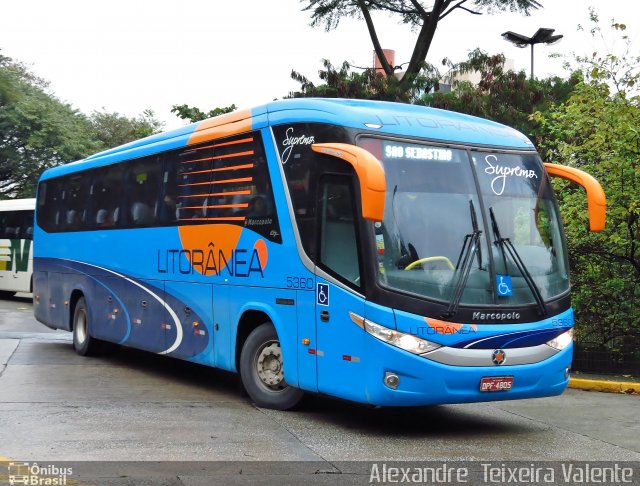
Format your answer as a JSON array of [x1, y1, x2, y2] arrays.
[[72, 297, 97, 356], [240, 322, 303, 410]]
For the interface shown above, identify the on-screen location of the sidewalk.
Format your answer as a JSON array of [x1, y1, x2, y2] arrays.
[[568, 371, 640, 394]]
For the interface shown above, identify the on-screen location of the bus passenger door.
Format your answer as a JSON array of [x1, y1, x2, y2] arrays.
[[314, 176, 367, 403]]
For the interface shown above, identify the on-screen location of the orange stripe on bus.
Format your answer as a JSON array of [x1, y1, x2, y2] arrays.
[[177, 190, 251, 199], [187, 109, 252, 146], [181, 163, 254, 176], [178, 177, 253, 188], [180, 203, 249, 210], [182, 151, 254, 165], [178, 217, 246, 222], [182, 137, 254, 154]]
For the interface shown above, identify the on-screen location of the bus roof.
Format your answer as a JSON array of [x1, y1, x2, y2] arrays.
[[0, 198, 36, 211], [40, 99, 535, 181]]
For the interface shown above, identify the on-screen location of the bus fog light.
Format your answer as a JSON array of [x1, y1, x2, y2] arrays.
[[384, 372, 400, 389], [547, 328, 573, 350]]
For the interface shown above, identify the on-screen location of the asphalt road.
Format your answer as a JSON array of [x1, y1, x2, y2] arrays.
[[0, 295, 638, 485]]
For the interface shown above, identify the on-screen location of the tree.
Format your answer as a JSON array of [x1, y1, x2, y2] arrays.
[[0, 54, 19, 106], [302, 0, 542, 100], [533, 14, 639, 350], [0, 55, 99, 198], [0, 53, 164, 198], [538, 83, 639, 350], [89, 109, 163, 149], [171, 103, 237, 123], [419, 49, 580, 141], [288, 58, 440, 101]]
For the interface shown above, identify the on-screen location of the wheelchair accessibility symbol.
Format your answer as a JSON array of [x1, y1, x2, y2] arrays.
[[496, 275, 513, 297], [317, 283, 329, 306]]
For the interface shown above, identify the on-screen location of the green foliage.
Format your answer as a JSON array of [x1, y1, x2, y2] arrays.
[[0, 55, 99, 198], [304, 0, 541, 30], [301, 0, 542, 98], [288, 59, 439, 102], [0, 53, 164, 198], [569, 8, 640, 96], [89, 109, 164, 149], [0, 55, 20, 106], [171, 103, 237, 123], [418, 49, 580, 141], [535, 15, 639, 348]]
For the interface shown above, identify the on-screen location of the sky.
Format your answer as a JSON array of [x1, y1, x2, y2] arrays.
[[1, 0, 638, 130]]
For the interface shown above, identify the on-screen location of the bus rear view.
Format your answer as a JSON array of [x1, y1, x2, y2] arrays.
[[33, 99, 605, 409]]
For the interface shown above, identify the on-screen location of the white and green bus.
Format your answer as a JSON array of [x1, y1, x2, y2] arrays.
[[0, 198, 35, 298]]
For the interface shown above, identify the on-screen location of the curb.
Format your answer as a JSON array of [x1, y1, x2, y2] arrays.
[[568, 378, 640, 395]]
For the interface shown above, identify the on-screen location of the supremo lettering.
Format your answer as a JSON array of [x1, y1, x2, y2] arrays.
[[281, 127, 315, 164], [484, 155, 537, 196], [158, 247, 264, 277]]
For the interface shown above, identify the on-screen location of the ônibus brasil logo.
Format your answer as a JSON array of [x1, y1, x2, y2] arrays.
[[7, 462, 72, 485]]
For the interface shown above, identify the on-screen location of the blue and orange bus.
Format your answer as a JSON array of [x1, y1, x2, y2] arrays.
[[33, 99, 605, 410]]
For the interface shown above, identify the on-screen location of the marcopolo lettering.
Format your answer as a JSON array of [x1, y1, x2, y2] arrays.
[[473, 312, 521, 321], [157, 246, 264, 277]]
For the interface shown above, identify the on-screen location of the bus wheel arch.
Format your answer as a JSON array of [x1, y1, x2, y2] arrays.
[[235, 310, 268, 372], [69, 289, 85, 331], [236, 312, 303, 410]]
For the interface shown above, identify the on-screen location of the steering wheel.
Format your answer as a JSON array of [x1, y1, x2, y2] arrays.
[[404, 256, 455, 271]]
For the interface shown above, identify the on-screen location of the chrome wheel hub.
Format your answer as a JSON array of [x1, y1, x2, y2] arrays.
[[256, 341, 284, 389]]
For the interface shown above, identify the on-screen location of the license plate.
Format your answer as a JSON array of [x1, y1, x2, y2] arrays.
[[480, 376, 513, 392]]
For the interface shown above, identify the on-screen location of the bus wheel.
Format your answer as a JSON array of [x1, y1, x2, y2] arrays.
[[240, 322, 303, 410], [73, 297, 96, 356]]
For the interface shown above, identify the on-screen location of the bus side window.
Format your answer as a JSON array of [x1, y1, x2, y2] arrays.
[[37, 180, 64, 232], [62, 174, 90, 231], [161, 152, 178, 225], [318, 176, 361, 287], [127, 155, 163, 226], [98, 164, 126, 229], [164, 132, 281, 241], [19, 211, 33, 239]]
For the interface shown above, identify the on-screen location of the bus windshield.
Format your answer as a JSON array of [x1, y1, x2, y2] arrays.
[[358, 137, 569, 307]]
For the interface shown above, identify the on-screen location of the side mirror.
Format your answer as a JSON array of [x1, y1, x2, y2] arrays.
[[544, 163, 606, 232], [312, 143, 386, 222]]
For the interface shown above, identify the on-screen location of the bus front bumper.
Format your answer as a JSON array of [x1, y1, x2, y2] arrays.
[[361, 337, 572, 407]]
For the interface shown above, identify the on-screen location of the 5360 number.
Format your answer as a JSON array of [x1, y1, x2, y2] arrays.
[[286, 276, 314, 289]]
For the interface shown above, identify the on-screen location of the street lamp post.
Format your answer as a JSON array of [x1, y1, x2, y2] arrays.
[[501, 28, 563, 80]]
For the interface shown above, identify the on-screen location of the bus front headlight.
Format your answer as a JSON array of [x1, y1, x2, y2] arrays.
[[547, 328, 573, 350], [364, 320, 441, 355]]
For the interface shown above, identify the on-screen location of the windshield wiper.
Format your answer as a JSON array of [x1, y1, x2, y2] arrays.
[[444, 200, 482, 318], [489, 207, 548, 316]]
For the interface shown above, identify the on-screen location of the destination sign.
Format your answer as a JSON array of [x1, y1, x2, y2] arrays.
[[383, 143, 453, 162]]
